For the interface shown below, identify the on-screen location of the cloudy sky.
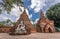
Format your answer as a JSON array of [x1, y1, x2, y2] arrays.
[[0, 0, 60, 24]]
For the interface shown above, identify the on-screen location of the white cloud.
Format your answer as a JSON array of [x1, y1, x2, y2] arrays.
[[0, 4, 32, 22], [0, 14, 9, 21], [53, 0, 60, 4], [0, 4, 24, 22], [44, 0, 60, 14], [0, 0, 3, 2], [10, 4, 24, 17], [9, 4, 24, 22], [46, 0, 60, 7], [30, 0, 60, 13], [30, 0, 46, 13], [2, 17, 9, 20], [10, 6, 32, 22]]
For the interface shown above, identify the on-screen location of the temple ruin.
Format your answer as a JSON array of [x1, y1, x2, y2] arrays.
[[9, 9, 36, 35], [0, 8, 56, 35], [36, 10, 55, 33]]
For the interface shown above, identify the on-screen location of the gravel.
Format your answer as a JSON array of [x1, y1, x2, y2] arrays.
[[0, 33, 60, 39]]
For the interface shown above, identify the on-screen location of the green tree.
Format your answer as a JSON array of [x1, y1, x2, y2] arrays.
[[0, 0, 23, 13], [0, 23, 4, 27], [6, 19, 11, 23], [0, 9, 2, 14], [0, 0, 23, 27], [46, 3, 60, 28]]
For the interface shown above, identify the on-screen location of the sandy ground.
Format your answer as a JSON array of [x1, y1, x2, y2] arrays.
[[0, 33, 60, 39]]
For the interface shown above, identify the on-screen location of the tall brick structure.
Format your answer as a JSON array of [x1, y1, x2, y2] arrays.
[[15, 9, 36, 33], [10, 9, 36, 35], [36, 10, 55, 33], [36, 10, 46, 32]]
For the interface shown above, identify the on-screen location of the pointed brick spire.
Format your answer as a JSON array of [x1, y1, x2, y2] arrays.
[[23, 8, 26, 14], [13, 8, 36, 33], [40, 10, 45, 19], [36, 10, 55, 33]]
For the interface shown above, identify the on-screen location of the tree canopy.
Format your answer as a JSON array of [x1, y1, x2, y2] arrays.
[[0, 0, 23, 13], [46, 3, 60, 28]]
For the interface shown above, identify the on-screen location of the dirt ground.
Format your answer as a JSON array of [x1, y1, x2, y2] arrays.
[[0, 33, 60, 39]]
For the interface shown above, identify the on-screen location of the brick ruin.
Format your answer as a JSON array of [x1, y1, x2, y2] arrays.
[[15, 9, 36, 33], [0, 26, 12, 33], [0, 9, 56, 34], [9, 9, 36, 35], [36, 10, 55, 33]]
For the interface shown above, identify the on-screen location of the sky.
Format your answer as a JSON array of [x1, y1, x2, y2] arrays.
[[0, 0, 60, 24]]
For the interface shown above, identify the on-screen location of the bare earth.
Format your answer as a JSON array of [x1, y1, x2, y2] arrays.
[[0, 33, 60, 39]]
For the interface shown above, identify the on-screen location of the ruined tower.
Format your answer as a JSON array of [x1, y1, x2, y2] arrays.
[[36, 10, 46, 32], [40, 10, 45, 19], [36, 10, 55, 33], [9, 9, 36, 35], [14, 9, 36, 33]]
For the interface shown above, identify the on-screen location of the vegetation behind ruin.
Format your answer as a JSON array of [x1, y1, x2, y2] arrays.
[[46, 3, 60, 31]]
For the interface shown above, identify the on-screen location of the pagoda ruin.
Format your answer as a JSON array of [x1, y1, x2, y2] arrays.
[[9, 9, 36, 35], [36, 10, 55, 33]]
